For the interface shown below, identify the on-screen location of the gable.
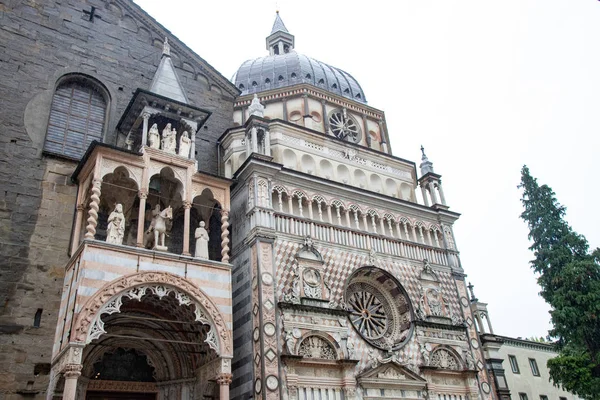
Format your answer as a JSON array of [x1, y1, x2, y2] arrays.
[[357, 361, 427, 390]]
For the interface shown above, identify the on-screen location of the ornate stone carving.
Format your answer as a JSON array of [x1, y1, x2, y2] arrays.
[[430, 348, 460, 370], [71, 272, 232, 356], [248, 94, 265, 118], [84, 179, 102, 239], [221, 210, 230, 263], [216, 373, 232, 385], [148, 123, 160, 149], [179, 131, 191, 157], [297, 336, 336, 360]]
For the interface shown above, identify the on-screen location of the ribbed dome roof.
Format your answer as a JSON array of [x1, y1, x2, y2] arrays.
[[233, 51, 367, 104]]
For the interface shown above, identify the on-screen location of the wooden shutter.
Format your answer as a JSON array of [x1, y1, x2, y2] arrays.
[[45, 81, 106, 159]]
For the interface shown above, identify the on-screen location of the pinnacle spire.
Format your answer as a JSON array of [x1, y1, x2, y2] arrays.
[[270, 11, 289, 34], [266, 12, 294, 55], [419, 145, 434, 175]]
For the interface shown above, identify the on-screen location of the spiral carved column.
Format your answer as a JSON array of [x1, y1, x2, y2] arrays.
[[84, 179, 102, 240], [221, 210, 230, 263]]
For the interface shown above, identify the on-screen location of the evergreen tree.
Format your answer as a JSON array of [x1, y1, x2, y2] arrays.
[[519, 166, 600, 399]]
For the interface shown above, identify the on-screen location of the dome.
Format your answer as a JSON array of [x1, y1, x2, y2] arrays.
[[232, 13, 367, 103], [233, 52, 367, 103]]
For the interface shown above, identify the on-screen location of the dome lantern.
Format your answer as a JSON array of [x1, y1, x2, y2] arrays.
[[266, 11, 295, 56]]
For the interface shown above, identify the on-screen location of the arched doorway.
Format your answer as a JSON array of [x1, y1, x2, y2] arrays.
[[49, 273, 232, 400]]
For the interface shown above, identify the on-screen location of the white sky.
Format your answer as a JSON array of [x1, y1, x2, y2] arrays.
[[134, 0, 600, 339]]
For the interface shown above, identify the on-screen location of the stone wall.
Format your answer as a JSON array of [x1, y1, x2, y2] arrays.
[[0, 0, 235, 397]]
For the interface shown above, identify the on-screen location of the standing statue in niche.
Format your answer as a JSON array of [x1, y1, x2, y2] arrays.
[[194, 221, 209, 259], [179, 131, 191, 158], [148, 123, 160, 149], [144, 204, 173, 251], [106, 204, 125, 245], [161, 123, 177, 154]]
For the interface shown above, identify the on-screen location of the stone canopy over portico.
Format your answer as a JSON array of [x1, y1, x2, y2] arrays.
[[49, 270, 233, 400]]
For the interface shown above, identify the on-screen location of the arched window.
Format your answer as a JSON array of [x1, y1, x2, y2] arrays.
[[44, 75, 108, 159]]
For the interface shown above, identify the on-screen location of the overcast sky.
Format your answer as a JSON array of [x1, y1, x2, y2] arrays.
[[135, 0, 600, 339]]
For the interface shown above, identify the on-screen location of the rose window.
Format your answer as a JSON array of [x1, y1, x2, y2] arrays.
[[345, 268, 413, 350], [348, 286, 389, 339], [329, 109, 361, 143]]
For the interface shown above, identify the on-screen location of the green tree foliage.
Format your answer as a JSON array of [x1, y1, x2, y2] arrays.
[[519, 166, 600, 399]]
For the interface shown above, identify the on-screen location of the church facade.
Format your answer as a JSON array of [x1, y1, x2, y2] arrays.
[[0, 1, 510, 400]]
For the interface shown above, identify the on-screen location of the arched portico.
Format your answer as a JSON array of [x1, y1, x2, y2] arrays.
[[48, 272, 232, 400]]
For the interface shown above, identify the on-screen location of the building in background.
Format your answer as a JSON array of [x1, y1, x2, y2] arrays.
[[0, 2, 578, 400], [470, 287, 582, 400]]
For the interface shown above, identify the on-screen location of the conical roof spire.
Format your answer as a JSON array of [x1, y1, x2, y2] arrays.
[[270, 11, 289, 34], [149, 37, 189, 104]]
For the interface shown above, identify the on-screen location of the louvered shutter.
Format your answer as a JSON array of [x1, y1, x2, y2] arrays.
[[44, 81, 106, 159]]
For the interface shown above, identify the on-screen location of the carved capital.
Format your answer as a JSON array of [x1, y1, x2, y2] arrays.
[[220, 209, 229, 217], [138, 189, 149, 200], [183, 201, 192, 209], [142, 112, 151, 120], [216, 373, 232, 386], [64, 364, 82, 379]]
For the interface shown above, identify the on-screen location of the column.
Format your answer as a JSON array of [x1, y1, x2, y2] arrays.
[[221, 210, 230, 263], [437, 182, 447, 205], [246, 131, 251, 155], [308, 199, 314, 220], [317, 202, 323, 222], [277, 192, 284, 212], [141, 112, 150, 148], [136, 190, 148, 247], [362, 114, 370, 147], [251, 127, 258, 153], [429, 181, 439, 205], [283, 99, 289, 121], [216, 373, 232, 400], [326, 204, 333, 224], [370, 215, 377, 233], [395, 221, 402, 240], [387, 219, 394, 238], [298, 196, 304, 218], [264, 129, 271, 156], [182, 201, 191, 256], [420, 185, 430, 207], [190, 128, 197, 160], [84, 179, 102, 240], [287, 196, 294, 214], [62, 364, 82, 400], [71, 204, 86, 254], [362, 214, 369, 232], [321, 99, 328, 133]]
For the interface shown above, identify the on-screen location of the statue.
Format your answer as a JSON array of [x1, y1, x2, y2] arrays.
[[248, 94, 265, 117], [194, 221, 209, 259], [144, 205, 173, 251], [420, 342, 430, 365], [179, 131, 191, 157], [161, 123, 176, 154], [285, 330, 295, 354], [148, 123, 160, 149], [106, 204, 125, 245]]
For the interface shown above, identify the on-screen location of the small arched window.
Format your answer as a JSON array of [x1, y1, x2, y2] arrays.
[[44, 75, 108, 159]]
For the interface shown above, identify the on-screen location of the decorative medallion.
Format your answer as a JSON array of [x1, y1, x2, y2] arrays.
[[460, 296, 470, 307], [481, 382, 491, 394], [263, 323, 275, 336], [265, 349, 277, 362], [470, 338, 479, 349], [253, 327, 260, 342], [266, 375, 279, 391], [255, 378, 262, 394], [466, 317, 473, 327], [264, 300, 274, 311], [253, 304, 259, 316], [302, 268, 322, 298], [262, 273, 273, 286]]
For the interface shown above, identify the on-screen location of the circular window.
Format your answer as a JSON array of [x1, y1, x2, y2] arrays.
[[328, 109, 361, 143], [345, 268, 413, 350]]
